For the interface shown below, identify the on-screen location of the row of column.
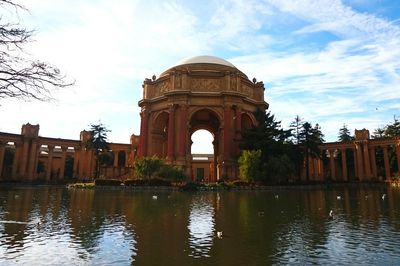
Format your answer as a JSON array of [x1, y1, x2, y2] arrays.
[[317, 142, 400, 181], [0, 142, 133, 180]]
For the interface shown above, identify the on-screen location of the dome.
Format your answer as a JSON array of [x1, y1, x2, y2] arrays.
[[174, 55, 236, 68], [159, 55, 240, 78]]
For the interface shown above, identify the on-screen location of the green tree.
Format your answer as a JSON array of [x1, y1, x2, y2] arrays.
[[289, 115, 303, 145], [0, 1, 72, 102], [299, 122, 325, 181], [338, 124, 354, 142], [133, 156, 163, 179], [85, 122, 111, 179], [289, 115, 305, 181], [238, 150, 263, 182], [240, 109, 291, 161], [240, 109, 295, 182]]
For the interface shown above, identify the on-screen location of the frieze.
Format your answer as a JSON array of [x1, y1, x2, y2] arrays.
[[191, 78, 221, 92], [154, 81, 170, 97], [241, 84, 252, 97], [230, 75, 237, 91]]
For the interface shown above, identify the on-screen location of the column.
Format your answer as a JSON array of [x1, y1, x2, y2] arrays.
[[138, 108, 149, 157], [313, 158, 319, 180], [19, 140, 30, 177], [73, 147, 80, 178], [167, 105, 175, 160], [0, 141, 5, 179], [12, 143, 22, 179], [178, 105, 188, 158], [369, 147, 377, 178], [27, 140, 39, 179], [356, 143, 364, 180], [79, 148, 86, 177], [113, 151, 119, 167], [318, 157, 324, 180], [363, 142, 371, 178], [59, 146, 67, 179], [383, 146, 391, 179], [235, 107, 242, 155], [341, 148, 348, 181], [46, 145, 54, 180], [353, 148, 358, 178], [87, 150, 94, 178], [329, 149, 336, 180], [223, 105, 232, 157]]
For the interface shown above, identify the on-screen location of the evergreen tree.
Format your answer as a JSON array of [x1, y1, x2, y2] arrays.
[[240, 108, 294, 183], [299, 122, 325, 181], [289, 115, 303, 144], [85, 122, 111, 179], [289, 115, 304, 181], [338, 124, 354, 142]]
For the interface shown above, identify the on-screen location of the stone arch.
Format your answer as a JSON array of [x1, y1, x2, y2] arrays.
[[151, 111, 169, 157], [241, 112, 256, 130], [137, 56, 268, 180], [189, 109, 221, 182]]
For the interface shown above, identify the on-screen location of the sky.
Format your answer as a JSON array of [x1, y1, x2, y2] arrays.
[[0, 0, 399, 153]]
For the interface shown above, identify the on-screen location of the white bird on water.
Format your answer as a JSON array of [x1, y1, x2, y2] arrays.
[[217, 231, 223, 239], [382, 194, 386, 200], [329, 210, 334, 218], [152, 195, 158, 200]]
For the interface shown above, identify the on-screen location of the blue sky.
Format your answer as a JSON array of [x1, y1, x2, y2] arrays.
[[0, 0, 399, 153]]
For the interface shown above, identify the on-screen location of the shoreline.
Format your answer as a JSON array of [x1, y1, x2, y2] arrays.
[[1, 180, 396, 191]]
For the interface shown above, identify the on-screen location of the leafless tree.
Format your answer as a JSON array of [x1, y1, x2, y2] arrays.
[[0, 0, 73, 102]]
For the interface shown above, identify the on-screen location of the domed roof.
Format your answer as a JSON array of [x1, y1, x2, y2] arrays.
[[174, 55, 236, 68], [159, 55, 240, 78]]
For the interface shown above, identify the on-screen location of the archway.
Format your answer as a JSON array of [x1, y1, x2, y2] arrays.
[[137, 56, 267, 180], [191, 129, 214, 182], [189, 109, 220, 182], [150, 111, 169, 157]]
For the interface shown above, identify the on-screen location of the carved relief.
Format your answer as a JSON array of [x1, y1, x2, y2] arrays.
[[241, 84, 252, 97], [191, 78, 221, 92], [175, 73, 182, 89], [154, 81, 170, 97], [230, 75, 237, 91]]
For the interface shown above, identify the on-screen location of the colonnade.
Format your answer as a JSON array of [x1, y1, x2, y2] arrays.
[[308, 129, 400, 181], [0, 124, 138, 181]]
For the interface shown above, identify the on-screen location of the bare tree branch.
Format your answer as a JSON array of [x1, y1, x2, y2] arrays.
[[0, 0, 73, 103]]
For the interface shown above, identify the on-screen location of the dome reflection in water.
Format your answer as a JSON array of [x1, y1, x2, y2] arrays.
[[188, 194, 215, 258]]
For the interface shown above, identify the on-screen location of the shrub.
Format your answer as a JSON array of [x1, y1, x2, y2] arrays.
[[232, 180, 251, 187], [133, 156, 163, 179], [180, 182, 202, 191], [158, 165, 187, 181], [95, 179, 123, 186]]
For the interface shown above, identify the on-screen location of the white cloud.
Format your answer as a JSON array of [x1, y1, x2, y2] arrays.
[[1, 0, 399, 144]]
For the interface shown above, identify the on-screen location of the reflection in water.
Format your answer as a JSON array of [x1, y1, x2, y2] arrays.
[[0, 188, 137, 265], [188, 194, 215, 258], [1, 186, 400, 265]]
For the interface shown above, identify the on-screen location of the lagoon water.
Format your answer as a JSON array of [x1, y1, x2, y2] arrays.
[[1, 186, 400, 265]]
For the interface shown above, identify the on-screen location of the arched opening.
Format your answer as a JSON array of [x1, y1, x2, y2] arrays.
[[151, 112, 169, 157], [191, 130, 214, 182], [241, 113, 254, 130], [189, 109, 220, 182]]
